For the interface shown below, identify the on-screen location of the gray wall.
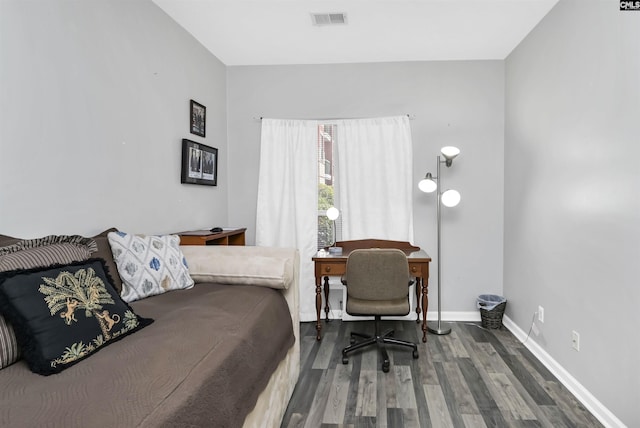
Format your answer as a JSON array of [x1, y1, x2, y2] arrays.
[[504, 1, 639, 426], [227, 61, 505, 316], [0, 0, 227, 237]]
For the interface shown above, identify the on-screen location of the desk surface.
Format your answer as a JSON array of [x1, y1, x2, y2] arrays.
[[313, 238, 430, 261], [313, 248, 430, 261], [177, 228, 246, 246], [337, 238, 420, 252]]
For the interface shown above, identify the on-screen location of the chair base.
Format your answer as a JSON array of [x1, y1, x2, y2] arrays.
[[342, 316, 418, 373]]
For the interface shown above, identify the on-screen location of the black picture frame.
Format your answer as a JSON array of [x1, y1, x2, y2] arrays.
[[181, 139, 217, 186], [190, 99, 206, 137]]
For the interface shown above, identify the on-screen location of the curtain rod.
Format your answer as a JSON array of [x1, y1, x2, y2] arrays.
[[253, 114, 415, 121]]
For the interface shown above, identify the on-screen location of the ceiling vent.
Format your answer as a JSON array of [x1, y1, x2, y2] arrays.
[[311, 13, 347, 26]]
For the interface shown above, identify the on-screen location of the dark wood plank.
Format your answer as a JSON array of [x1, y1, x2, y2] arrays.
[[304, 368, 337, 428], [449, 355, 509, 427], [433, 361, 467, 427], [386, 408, 404, 427], [343, 340, 363, 425], [409, 354, 432, 427], [518, 347, 557, 382], [283, 369, 324, 422], [501, 353, 555, 406]]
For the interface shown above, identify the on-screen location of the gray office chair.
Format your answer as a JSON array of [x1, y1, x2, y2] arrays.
[[341, 248, 418, 373]]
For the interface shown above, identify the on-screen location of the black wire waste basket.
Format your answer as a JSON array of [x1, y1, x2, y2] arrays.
[[477, 294, 507, 329]]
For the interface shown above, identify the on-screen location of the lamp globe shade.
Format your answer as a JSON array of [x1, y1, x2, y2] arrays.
[[440, 146, 460, 160], [418, 175, 437, 193], [326, 206, 340, 220], [441, 189, 461, 207]]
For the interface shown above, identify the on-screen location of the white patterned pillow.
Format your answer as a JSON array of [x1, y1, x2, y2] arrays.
[[107, 232, 194, 302]]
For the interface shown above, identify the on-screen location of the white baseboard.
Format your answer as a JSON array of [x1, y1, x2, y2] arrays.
[[300, 310, 482, 323], [300, 308, 480, 322], [427, 311, 481, 322], [502, 316, 626, 428], [316, 310, 482, 323]]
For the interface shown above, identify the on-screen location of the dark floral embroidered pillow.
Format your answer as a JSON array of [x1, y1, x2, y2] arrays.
[[0, 259, 153, 375]]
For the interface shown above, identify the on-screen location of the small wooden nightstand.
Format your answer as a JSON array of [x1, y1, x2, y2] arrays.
[[177, 228, 246, 246]]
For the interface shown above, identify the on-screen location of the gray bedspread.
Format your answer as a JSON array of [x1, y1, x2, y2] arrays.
[[0, 283, 295, 427]]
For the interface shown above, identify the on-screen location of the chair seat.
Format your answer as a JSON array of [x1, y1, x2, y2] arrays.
[[346, 297, 410, 316]]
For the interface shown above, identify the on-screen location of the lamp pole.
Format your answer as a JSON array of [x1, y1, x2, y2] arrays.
[[429, 155, 451, 335], [419, 146, 460, 336]]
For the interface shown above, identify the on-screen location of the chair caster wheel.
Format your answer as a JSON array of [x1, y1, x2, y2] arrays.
[[413, 350, 419, 359], [382, 361, 390, 373], [342, 356, 349, 364]]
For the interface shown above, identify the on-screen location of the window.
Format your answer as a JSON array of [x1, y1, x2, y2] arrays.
[[317, 124, 340, 249]]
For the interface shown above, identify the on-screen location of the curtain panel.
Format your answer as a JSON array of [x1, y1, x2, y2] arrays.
[[335, 115, 414, 243], [256, 119, 319, 321]]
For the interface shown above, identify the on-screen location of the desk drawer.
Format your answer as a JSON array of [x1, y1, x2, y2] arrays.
[[409, 262, 427, 277], [316, 262, 346, 276]]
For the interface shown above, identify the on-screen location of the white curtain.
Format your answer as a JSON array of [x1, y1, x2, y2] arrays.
[[256, 119, 319, 321], [256, 116, 414, 322], [335, 116, 414, 242]]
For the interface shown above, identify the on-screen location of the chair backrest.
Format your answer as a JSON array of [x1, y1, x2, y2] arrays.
[[345, 248, 410, 302]]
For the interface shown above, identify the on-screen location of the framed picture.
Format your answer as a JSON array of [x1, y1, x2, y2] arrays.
[[190, 99, 206, 137], [181, 139, 217, 186]]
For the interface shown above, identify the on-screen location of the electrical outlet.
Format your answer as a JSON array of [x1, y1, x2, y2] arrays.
[[537, 306, 544, 323], [572, 330, 580, 351]]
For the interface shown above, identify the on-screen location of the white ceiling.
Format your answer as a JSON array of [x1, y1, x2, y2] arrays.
[[152, 0, 559, 66]]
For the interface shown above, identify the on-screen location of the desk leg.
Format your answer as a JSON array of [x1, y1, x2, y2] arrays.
[[315, 275, 322, 341], [415, 280, 421, 323], [420, 277, 429, 343], [323, 276, 331, 322]]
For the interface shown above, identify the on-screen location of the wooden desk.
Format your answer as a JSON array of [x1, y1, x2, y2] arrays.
[[312, 239, 432, 343], [177, 228, 246, 246]]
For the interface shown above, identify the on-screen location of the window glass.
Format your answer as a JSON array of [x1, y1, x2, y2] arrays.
[[317, 124, 339, 249]]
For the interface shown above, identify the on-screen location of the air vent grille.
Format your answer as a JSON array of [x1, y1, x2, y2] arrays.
[[311, 13, 347, 26]]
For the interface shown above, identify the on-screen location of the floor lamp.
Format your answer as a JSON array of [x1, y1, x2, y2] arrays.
[[418, 146, 461, 335]]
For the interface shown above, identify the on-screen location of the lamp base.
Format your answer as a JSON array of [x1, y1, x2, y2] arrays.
[[427, 324, 452, 335]]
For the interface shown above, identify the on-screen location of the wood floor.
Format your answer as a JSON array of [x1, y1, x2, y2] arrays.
[[281, 320, 602, 428]]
